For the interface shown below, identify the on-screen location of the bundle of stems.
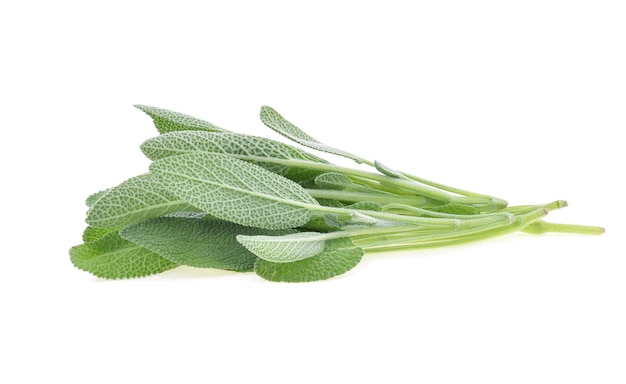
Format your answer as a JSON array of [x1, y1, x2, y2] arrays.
[[70, 105, 604, 282]]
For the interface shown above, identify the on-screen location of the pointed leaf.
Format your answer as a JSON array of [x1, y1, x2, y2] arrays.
[[314, 172, 353, 190], [237, 232, 329, 263], [70, 231, 178, 279], [374, 160, 404, 178], [254, 238, 364, 282], [86, 173, 196, 229], [120, 217, 292, 271], [85, 189, 109, 208], [141, 131, 328, 181], [82, 226, 118, 243], [134, 104, 227, 134], [149, 153, 320, 229], [260, 106, 366, 163]]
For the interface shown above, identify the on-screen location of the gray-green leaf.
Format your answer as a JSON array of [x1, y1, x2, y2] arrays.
[[134, 104, 227, 134], [70, 231, 178, 279], [140, 131, 328, 181], [85, 189, 109, 208], [237, 232, 329, 263], [120, 217, 291, 271], [260, 106, 367, 164], [149, 153, 320, 229], [86, 173, 196, 229], [254, 237, 364, 282]]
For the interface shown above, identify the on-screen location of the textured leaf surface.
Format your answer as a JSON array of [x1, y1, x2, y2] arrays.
[[260, 106, 365, 163], [149, 153, 319, 229], [346, 201, 383, 211], [374, 160, 404, 178], [314, 172, 353, 190], [237, 232, 327, 263], [86, 173, 195, 229], [254, 238, 364, 282], [141, 131, 327, 180], [120, 217, 291, 271], [85, 189, 109, 208], [135, 105, 227, 134], [82, 226, 118, 243], [70, 231, 178, 279]]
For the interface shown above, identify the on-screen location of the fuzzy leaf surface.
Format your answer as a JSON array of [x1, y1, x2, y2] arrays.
[[86, 173, 196, 229], [314, 172, 353, 190], [82, 226, 118, 243], [141, 131, 328, 181], [70, 231, 178, 279], [260, 106, 365, 163], [254, 237, 364, 282], [120, 217, 291, 271], [149, 153, 319, 229], [237, 232, 328, 263], [85, 189, 109, 208], [135, 105, 227, 134]]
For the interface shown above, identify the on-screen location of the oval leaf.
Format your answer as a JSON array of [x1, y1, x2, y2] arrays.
[[254, 237, 364, 282], [149, 153, 320, 229], [237, 232, 327, 263], [121, 217, 292, 271], [86, 173, 195, 229], [70, 231, 178, 279], [135, 104, 227, 133]]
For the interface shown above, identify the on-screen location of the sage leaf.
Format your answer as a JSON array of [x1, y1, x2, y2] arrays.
[[70, 231, 178, 279], [374, 160, 404, 179], [85, 189, 109, 208], [254, 237, 364, 282], [149, 153, 320, 229], [86, 173, 196, 229], [120, 217, 292, 271], [237, 232, 328, 263], [260, 106, 368, 164], [82, 226, 118, 243], [140, 131, 328, 181], [134, 104, 227, 134]]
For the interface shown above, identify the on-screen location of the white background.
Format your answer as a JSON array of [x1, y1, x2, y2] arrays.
[[1, 1, 624, 383]]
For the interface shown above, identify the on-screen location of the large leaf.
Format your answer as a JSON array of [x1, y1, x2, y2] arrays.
[[70, 231, 178, 279], [86, 173, 196, 229], [134, 104, 227, 134], [120, 217, 292, 271], [260, 106, 367, 164], [149, 153, 320, 229], [140, 131, 328, 181], [254, 237, 364, 282]]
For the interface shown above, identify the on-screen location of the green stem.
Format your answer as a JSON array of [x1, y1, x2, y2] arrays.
[[306, 189, 429, 207], [522, 221, 605, 235]]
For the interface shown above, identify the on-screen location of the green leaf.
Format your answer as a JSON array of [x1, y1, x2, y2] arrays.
[[346, 201, 383, 211], [254, 237, 364, 282], [120, 217, 291, 271], [86, 173, 196, 229], [70, 231, 178, 279], [82, 226, 118, 243], [149, 153, 320, 229], [134, 104, 227, 134], [260, 106, 367, 163], [374, 160, 404, 179], [237, 232, 328, 263], [314, 172, 353, 190], [141, 131, 328, 181], [86, 189, 109, 208]]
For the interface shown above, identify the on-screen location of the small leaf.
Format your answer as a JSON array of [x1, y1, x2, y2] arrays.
[[260, 106, 366, 163], [120, 217, 292, 271], [323, 213, 342, 229], [237, 232, 328, 263], [86, 173, 196, 229], [374, 160, 404, 179], [149, 153, 320, 229], [134, 105, 227, 134], [254, 237, 364, 282], [70, 231, 178, 279], [346, 201, 383, 211], [314, 172, 353, 190], [82, 226, 118, 243]]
